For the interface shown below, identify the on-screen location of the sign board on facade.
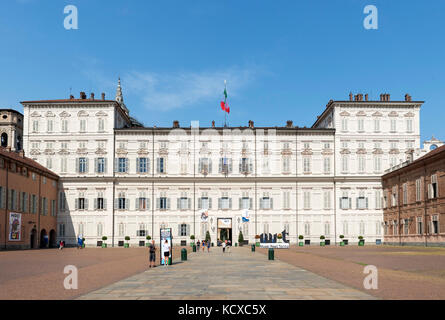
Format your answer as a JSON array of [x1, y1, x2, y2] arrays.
[[217, 218, 232, 228], [9, 212, 21, 241]]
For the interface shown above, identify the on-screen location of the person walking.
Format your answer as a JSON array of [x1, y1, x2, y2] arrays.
[[202, 240, 206, 252], [196, 240, 200, 252], [59, 240, 64, 250], [148, 240, 156, 268], [162, 239, 171, 268], [227, 239, 231, 253], [222, 240, 226, 253], [207, 239, 211, 253], [77, 236, 83, 249]]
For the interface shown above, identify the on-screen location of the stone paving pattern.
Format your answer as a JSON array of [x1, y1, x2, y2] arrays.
[[79, 247, 375, 300]]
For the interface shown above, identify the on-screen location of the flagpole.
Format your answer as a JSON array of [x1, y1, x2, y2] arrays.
[[224, 80, 227, 127]]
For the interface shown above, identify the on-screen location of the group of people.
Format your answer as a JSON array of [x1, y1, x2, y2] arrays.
[[196, 239, 211, 252], [148, 239, 171, 269], [221, 239, 231, 253]]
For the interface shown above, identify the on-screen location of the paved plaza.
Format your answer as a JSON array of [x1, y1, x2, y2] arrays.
[[78, 247, 375, 300]]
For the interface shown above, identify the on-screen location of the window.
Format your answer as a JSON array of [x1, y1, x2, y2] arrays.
[[263, 223, 269, 234], [136, 224, 146, 237], [180, 224, 189, 237], [303, 142, 310, 150], [198, 158, 212, 174], [283, 142, 290, 150], [96, 195, 105, 210], [199, 196, 211, 210], [324, 222, 330, 236], [47, 119, 54, 133], [343, 221, 349, 235], [51, 200, 56, 216], [61, 120, 68, 133], [417, 217, 423, 234], [78, 157, 88, 173], [432, 215, 439, 234], [219, 158, 232, 174], [118, 223, 125, 237], [137, 158, 149, 173], [98, 119, 105, 132], [31, 195, 37, 214], [390, 156, 397, 168], [158, 194, 170, 210], [76, 195, 87, 210], [303, 191, 311, 210], [46, 158, 53, 170], [404, 219, 409, 235], [178, 194, 190, 210], [157, 157, 166, 173], [241, 197, 250, 210], [357, 119, 364, 131], [323, 191, 331, 209], [341, 118, 348, 131], [324, 143, 331, 149], [282, 191, 290, 209], [304, 222, 311, 236], [406, 119, 413, 133], [358, 155, 366, 173], [59, 223, 65, 237], [117, 158, 128, 173], [240, 158, 252, 173], [303, 157, 311, 173], [359, 221, 365, 235], [9, 189, 16, 210], [341, 141, 348, 149], [375, 190, 382, 209], [341, 155, 349, 173], [61, 158, 67, 173], [430, 174, 438, 198], [357, 192, 368, 209], [374, 156, 381, 172], [260, 195, 272, 210], [41, 197, 48, 215], [390, 119, 397, 132], [340, 192, 351, 209], [117, 192, 127, 210], [97, 223, 103, 237], [374, 119, 380, 132], [80, 119, 86, 132], [0, 187, 4, 209], [323, 158, 331, 174], [415, 178, 422, 202], [32, 120, 39, 132], [402, 183, 408, 205], [262, 157, 270, 174], [96, 158, 106, 173], [219, 196, 231, 209], [391, 186, 398, 207], [282, 157, 290, 173]]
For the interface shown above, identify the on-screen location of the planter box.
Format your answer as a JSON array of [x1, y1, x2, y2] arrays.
[[146, 243, 151, 247], [102, 243, 107, 248], [358, 240, 365, 246], [124, 243, 129, 248], [340, 241, 345, 246], [298, 242, 304, 246], [320, 241, 325, 246]]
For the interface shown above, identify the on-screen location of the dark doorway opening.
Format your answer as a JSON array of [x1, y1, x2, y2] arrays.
[[49, 229, 56, 248], [1, 133, 8, 148], [40, 229, 48, 248], [30, 229, 37, 249]]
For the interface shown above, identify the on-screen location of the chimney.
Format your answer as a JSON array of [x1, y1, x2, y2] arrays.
[[69, 94, 74, 100], [90, 93, 95, 100], [101, 93, 106, 100], [386, 94, 390, 101], [211, 120, 215, 128], [358, 94, 363, 101], [248, 120, 254, 128], [365, 94, 369, 101], [286, 120, 293, 128], [349, 92, 353, 101], [80, 92, 86, 99], [380, 94, 384, 101], [173, 120, 179, 128], [405, 94, 412, 102], [354, 94, 358, 101]]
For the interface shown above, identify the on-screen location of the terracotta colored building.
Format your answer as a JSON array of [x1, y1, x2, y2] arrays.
[[382, 145, 445, 246], [0, 147, 59, 250]]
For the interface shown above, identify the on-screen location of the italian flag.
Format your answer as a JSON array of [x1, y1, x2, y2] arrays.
[[221, 86, 230, 113]]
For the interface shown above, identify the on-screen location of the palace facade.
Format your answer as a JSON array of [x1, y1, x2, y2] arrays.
[[21, 83, 428, 246]]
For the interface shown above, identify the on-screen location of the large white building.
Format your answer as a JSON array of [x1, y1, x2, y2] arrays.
[[21, 84, 425, 246]]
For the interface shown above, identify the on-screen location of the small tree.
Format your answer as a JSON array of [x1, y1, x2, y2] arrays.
[[190, 235, 195, 240], [125, 236, 130, 243], [358, 235, 364, 240], [339, 235, 345, 239], [298, 235, 304, 240], [146, 235, 151, 241], [238, 231, 244, 243], [102, 236, 107, 241], [205, 231, 211, 243]]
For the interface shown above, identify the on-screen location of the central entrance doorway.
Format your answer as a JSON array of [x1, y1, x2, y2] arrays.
[[217, 218, 232, 243]]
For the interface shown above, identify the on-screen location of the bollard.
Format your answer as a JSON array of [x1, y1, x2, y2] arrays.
[[251, 244, 255, 252], [181, 248, 187, 261], [268, 248, 274, 260], [192, 245, 196, 252]]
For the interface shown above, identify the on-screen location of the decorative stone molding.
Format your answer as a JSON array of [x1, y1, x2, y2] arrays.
[[59, 111, 71, 117], [388, 111, 399, 117], [77, 110, 89, 117]]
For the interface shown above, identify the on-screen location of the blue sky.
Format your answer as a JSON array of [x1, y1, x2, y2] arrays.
[[1, 0, 444, 142]]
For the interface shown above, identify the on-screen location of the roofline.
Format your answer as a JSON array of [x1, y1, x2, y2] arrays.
[[0, 109, 23, 115], [0, 150, 59, 180], [311, 100, 424, 128], [20, 100, 118, 104], [115, 127, 336, 134]]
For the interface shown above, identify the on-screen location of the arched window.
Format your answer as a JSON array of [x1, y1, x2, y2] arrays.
[[1, 132, 8, 147]]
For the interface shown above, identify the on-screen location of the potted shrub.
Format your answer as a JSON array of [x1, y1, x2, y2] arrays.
[[298, 235, 304, 246], [190, 235, 195, 247], [145, 235, 151, 247], [238, 231, 244, 246], [101, 236, 107, 248], [124, 236, 130, 248], [255, 235, 260, 247], [277, 233, 283, 243], [320, 235, 325, 246], [82, 238, 86, 248], [339, 235, 345, 246], [358, 235, 365, 246]]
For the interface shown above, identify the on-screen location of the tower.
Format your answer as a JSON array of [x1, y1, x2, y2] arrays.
[[0, 109, 23, 151]]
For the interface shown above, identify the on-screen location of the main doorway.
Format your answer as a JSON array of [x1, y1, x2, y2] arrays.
[[217, 218, 232, 242]]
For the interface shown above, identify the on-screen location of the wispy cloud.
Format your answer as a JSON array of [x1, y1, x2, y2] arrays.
[[123, 67, 258, 111]]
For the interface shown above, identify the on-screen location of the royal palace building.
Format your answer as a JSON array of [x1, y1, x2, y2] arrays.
[[21, 82, 429, 246]]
